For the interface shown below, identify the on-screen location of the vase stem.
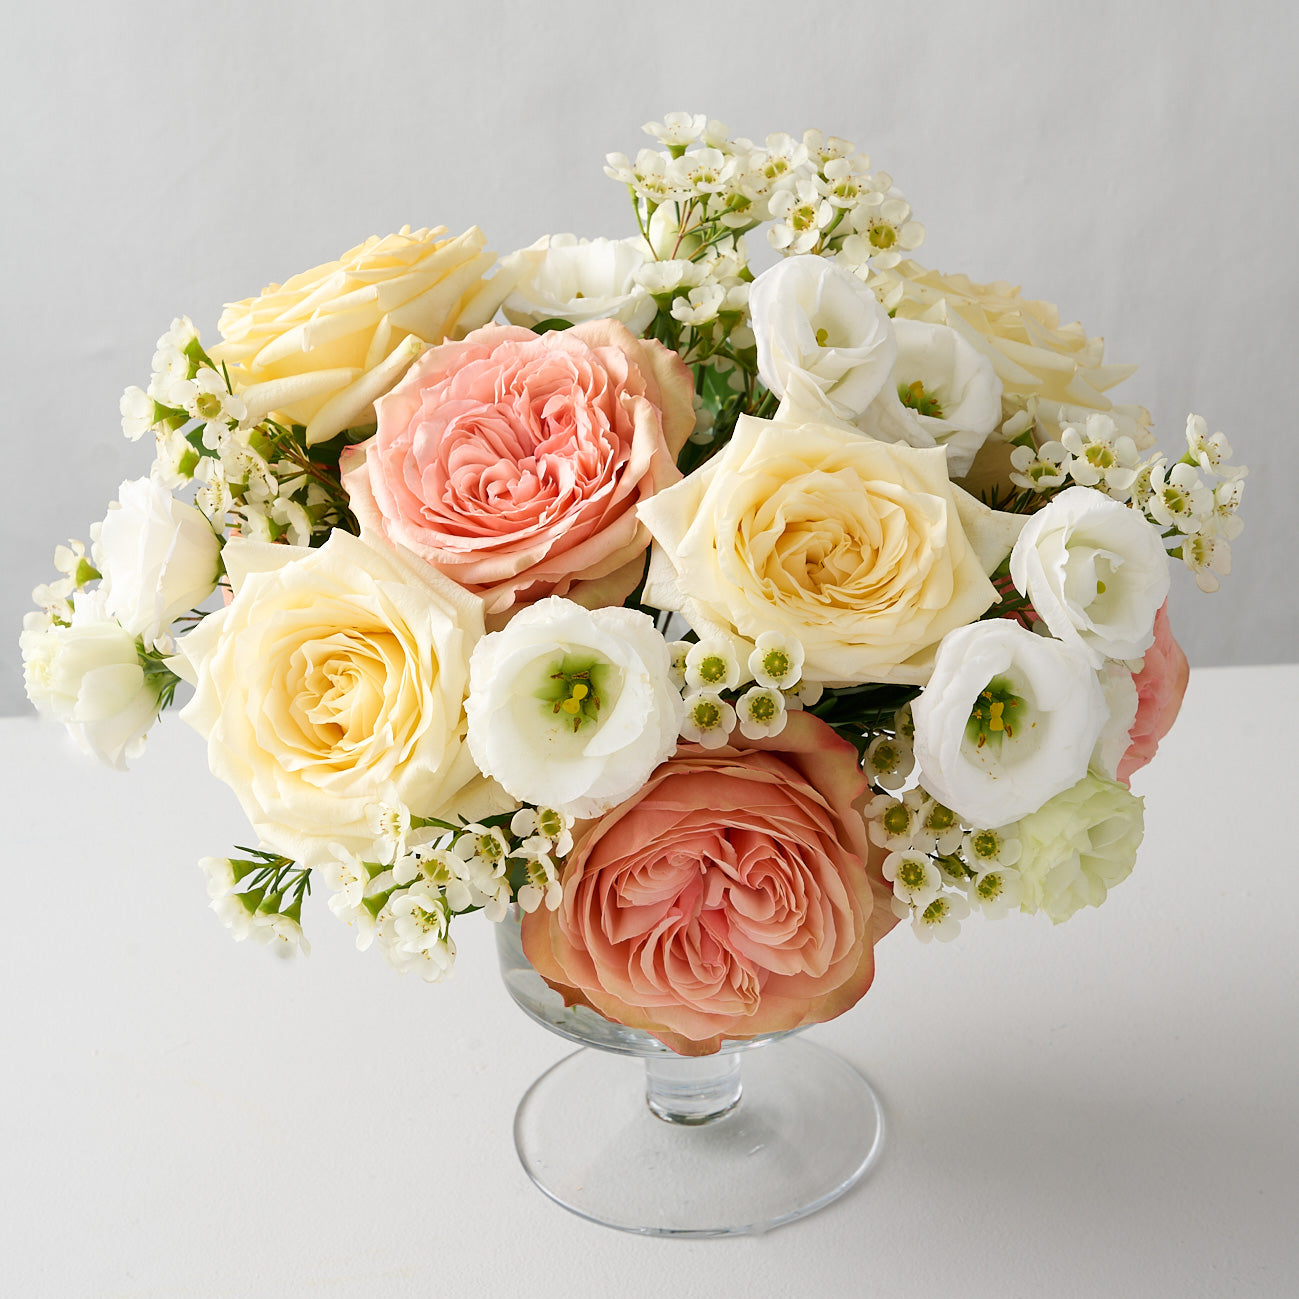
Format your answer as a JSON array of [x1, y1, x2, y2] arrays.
[[644, 1052, 742, 1125]]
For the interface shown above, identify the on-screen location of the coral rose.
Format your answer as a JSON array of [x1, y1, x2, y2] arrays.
[[521, 711, 897, 1055], [1117, 602, 1189, 784], [341, 320, 694, 624]]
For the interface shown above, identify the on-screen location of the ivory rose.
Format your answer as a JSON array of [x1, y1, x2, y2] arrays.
[[521, 711, 897, 1055], [173, 531, 496, 867], [638, 413, 1021, 686], [1117, 602, 1189, 783], [210, 226, 511, 446], [341, 320, 694, 623]]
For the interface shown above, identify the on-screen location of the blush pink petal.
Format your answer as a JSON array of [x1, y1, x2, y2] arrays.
[[341, 319, 694, 619], [521, 711, 899, 1055], [1117, 601, 1190, 784]]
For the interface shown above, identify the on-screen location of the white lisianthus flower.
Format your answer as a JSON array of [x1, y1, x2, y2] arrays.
[[911, 619, 1109, 828], [172, 531, 498, 867], [465, 597, 682, 819], [20, 592, 163, 770], [890, 318, 1003, 478], [749, 255, 896, 420], [1009, 486, 1170, 667], [1015, 773, 1145, 922], [500, 234, 657, 335], [95, 478, 221, 651]]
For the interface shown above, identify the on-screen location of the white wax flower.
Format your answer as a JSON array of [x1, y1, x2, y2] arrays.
[[20, 591, 161, 770], [500, 234, 657, 335], [465, 597, 682, 819], [911, 619, 1109, 828], [1015, 773, 1145, 923], [1010, 486, 1170, 667], [889, 318, 1003, 478], [749, 255, 896, 420], [96, 477, 221, 650]]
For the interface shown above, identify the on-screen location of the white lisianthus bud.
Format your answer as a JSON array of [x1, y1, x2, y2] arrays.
[[749, 254, 896, 420], [911, 619, 1109, 828], [500, 234, 656, 335], [20, 591, 162, 769], [1009, 486, 1170, 667], [465, 597, 683, 819], [96, 478, 222, 651]]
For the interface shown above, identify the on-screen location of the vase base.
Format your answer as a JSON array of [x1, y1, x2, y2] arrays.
[[513, 1036, 884, 1237]]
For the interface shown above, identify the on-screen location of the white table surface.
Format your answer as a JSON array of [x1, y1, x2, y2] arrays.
[[2, 663, 1296, 1298]]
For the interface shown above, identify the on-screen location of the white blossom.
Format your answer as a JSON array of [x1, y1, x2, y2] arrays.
[[1010, 486, 1170, 666]]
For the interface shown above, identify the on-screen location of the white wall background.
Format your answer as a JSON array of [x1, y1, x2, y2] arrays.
[[3, 0, 1295, 714]]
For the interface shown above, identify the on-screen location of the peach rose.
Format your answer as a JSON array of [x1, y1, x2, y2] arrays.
[[521, 711, 897, 1055], [1117, 602, 1189, 784], [341, 320, 694, 623]]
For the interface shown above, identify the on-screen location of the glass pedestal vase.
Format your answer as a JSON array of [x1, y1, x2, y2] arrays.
[[496, 909, 885, 1237]]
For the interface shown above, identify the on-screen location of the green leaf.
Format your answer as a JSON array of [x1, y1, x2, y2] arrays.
[[529, 317, 574, 335]]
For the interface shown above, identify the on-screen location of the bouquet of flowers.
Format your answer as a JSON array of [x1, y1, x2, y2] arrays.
[[21, 113, 1247, 1056]]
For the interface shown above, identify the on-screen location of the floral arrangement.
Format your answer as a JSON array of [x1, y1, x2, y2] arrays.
[[21, 113, 1247, 1055]]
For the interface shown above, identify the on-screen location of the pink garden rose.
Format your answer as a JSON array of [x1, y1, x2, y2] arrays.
[[1117, 601, 1189, 784], [341, 320, 694, 623], [521, 711, 898, 1055]]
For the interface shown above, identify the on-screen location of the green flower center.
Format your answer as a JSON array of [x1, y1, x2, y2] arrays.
[[695, 653, 730, 686], [536, 654, 612, 733], [898, 378, 944, 419], [920, 896, 949, 924], [747, 693, 778, 723], [536, 808, 564, 839], [691, 698, 723, 730], [761, 648, 792, 680], [969, 829, 1000, 860], [965, 676, 1027, 752], [882, 804, 912, 836], [897, 858, 929, 890], [195, 392, 224, 420], [976, 873, 1004, 902], [869, 223, 897, 249]]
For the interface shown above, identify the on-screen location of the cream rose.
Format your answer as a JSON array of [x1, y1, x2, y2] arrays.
[[639, 414, 1020, 686], [210, 226, 512, 447], [173, 531, 494, 867]]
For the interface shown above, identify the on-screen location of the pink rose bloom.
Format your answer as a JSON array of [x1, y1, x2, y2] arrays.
[[521, 711, 898, 1055], [1117, 602, 1189, 784], [341, 320, 694, 623]]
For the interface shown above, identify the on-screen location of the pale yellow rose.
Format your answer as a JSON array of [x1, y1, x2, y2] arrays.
[[638, 414, 1023, 686], [172, 530, 505, 867], [873, 260, 1152, 450], [210, 226, 513, 446]]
